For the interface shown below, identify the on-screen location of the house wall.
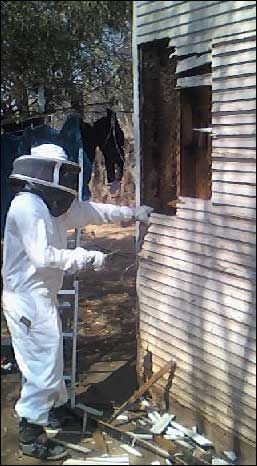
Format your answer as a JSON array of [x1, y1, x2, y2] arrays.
[[134, 1, 256, 446]]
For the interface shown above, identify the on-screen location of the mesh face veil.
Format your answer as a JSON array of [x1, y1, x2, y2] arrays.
[[9, 144, 81, 216]]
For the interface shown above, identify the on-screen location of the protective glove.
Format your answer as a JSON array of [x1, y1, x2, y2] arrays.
[[64, 248, 107, 273], [90, 251, 107, 271], [135, 205, 154, 225]]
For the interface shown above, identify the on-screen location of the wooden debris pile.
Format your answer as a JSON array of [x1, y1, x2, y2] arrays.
[[47, 359, 238, 465]]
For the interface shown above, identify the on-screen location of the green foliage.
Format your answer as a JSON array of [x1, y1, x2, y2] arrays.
[[1, 0, 132, 120]]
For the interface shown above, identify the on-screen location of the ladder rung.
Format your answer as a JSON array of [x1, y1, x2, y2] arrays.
[[63, 332, 73, 338], [58, 290, 76, 295], [58, 302, 72, 309]]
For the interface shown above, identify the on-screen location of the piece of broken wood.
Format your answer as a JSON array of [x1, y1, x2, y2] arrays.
[[110, 359, 176, 422], [50, 437, 91, 455], [97, 419, 172, 460]]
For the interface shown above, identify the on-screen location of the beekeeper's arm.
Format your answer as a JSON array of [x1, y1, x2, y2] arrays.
[[13, 195, 106, 273], [63, 200, 153, 230]]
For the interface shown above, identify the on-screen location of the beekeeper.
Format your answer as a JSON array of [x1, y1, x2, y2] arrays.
[[2, 143, 153, 460]]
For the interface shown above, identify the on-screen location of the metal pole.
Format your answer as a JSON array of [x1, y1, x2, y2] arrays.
[[70, 145, 83, 408]]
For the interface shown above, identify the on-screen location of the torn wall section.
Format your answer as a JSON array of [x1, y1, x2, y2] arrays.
[[140, 39, 179, 215]]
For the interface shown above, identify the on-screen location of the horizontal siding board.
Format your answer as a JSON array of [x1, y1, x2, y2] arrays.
[[140, 248, 255, 292], [212, 161, 256, 172], [139, 273, 255, 326], [141, 349, 256, 443], [136, 1, 221, 23], [140, 303, 255, 358], [213, 88, 256, 102], [140, 260, 255, 304], [176, 53, 211, 73], [144, 233, 255, 269], [212, 114, 256, 124], [140, 265, 255, 313], [136, 1, 186, 15], [212, 193, 256, 208], [213, 62, 256, 78], [177, 74, 212, 88], [141, 241, 256, 280], [213, 49, 256, 66], [140, 259, 255, 307], [139, 310, 256, 374], [176, 208, 256, 231], [141, 314, 252, 378], [212, 75, 257, 91], [141, 348, 256, 411], [212, 30, 256, 45], [139, 279, 255, 334], [212, 124, 256, 136], [136, 3, 256, 37], [212, 101, 256, 113], [212, 181, 256, 196], [136, 18, 256, 47], [212, 39, 256, 54], [139, 283, 255, 339], [150, 213, 256, 244], [139, 326, 256, 394], [148, 224, 255, 257], [212, 171, 256, 185]]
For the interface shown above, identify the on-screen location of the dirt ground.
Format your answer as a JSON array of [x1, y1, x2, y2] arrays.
[[1, 225, 256, 465]]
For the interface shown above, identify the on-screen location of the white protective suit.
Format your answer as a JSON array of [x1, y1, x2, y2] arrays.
[[2, 191, 136, 426]]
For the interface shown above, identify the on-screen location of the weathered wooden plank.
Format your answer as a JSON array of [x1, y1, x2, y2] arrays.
[[212, 150, 256, 160], [213, 75, 257, 91], [151, 213, 256, 244], [213, 160, 256, 172], [148, 224, 255, 257], [213, 136, 256, 148], [144, 233, 255, 269], [213, 30, 256, 46], [136, 18, 256, 47], [139, 283, 255, 338], [213, 62, 256, 78], [139, 307, 256, 371], [140, 312, 256, 370], [176, 206, 256, 231], [136, 0, 221, 21], [173, 29, 256, 56], [212, 114, 256, 125], [140, 327, 256, 392], [212, 124, 256, 136], [213, 49, 256, 67], [140, 258, 255, 304], [141, 347, 256, 409], [212, 181, 256, 196], [212, 193, 256, 208], [213, 101, 256, 113], [176, 53, 211, 73], [140, 264, 255, 313], [213, 88, 256, 102], [137, 2, 256, 36], [139, 294, 256, 374], [177, 74, 212, 88], [212, 171, 256, 184], [213, 39, 256, 54], [136, 0, 186, 15], [140, 248, 255, 292], [141, 241, 256, 280]]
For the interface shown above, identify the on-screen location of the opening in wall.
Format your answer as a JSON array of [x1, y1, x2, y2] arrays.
[[140, 38, 179, 215], [180, 86, 212, 200]]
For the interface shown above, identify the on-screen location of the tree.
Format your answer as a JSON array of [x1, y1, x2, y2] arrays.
[[1, 0, 132, 122]]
